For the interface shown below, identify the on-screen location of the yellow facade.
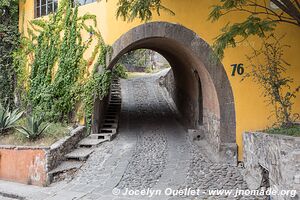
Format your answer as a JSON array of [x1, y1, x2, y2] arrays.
[[19, 0, 300, 160]]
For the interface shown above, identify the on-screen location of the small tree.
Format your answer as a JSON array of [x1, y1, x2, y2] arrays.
[[244, 34, 300, 127]]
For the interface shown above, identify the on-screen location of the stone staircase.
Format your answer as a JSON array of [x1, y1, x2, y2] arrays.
[[49, 78, 121, 181]]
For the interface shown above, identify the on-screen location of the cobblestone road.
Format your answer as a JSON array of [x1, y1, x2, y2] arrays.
[[0, 72, 266, 200]]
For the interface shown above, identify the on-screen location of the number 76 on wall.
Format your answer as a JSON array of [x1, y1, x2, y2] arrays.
[[231, 63, 244, 76]]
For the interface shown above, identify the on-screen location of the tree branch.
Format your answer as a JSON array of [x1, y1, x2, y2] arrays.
[[294, 0, 300, 10], [271, 0, 300, 24]]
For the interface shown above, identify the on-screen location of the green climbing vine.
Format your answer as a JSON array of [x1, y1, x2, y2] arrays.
[[83, 43, 112, 128], [0, 0, 19, 108], [15, 0, 112, 125]]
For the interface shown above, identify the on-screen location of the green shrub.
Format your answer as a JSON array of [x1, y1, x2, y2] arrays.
[[16, 115, 50, 141], [0, 104, 23, 134], [113, 63, 128, 79], [266, 125, 300, 137], [145, 66, 153, 73]]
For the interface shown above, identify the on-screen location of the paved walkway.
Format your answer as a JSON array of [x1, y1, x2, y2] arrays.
[[0, 72, 266, 200]]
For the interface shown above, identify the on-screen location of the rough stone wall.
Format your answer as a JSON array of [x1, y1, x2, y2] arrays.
[[203, 108, 221, 151], [92, 95, 109, 134], [158, 67, 197, 128], [243, 132, 300, 200], [47, 126, 86, 171], [160, 69, 223, 156], [124, 64, 145, 72], [159, 68, 176, 102]]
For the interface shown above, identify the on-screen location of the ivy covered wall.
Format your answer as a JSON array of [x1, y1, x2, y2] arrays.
[[0, 0, 19, 108], [14, 0, 112, 128]]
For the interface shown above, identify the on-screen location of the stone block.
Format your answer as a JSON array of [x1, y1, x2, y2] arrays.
[[188, 128, 205, 141], [243, 132, 300, 200], [219, 143, 237, 166]]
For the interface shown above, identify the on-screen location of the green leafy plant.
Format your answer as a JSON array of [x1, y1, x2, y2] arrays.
[[16, 115, 50, 141], [209, 0, 300, 60], [266, 125, 300, 137], [0, 104, 23, 134], [115, 0, 174, 22], [16, 0, 103, 123], [0, 0, 19, 108], [113, 63, 128, 79], [117, 49, 156, 69], [83, 43, 113, 129], [243, 34, 300, 127]]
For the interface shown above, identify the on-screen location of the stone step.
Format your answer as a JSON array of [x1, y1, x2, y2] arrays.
[[109, 104, 121, 107], [110, 95, 121, 98], [110, 100, 121, 103], [65, 148, 94, 161], [105, 112, 119, 115], [105, 113, 118, 116], [78, 138, 107, 147], [109, 99, 121, 102], [100, 128, 117, 134], [49, 161, 82, 175], [106, 112, 119, 115], [89, 133, 112, 141], [108, 107, 120, 110], [107, 108, 120, 112], [108, 104, 121, 107], [108, 103, 121, 107], [109, 100, 121, 103], [105, 115, 119, 120], [110, 98, 121, 101], [110, 97, 121, 99], [102, 123, 118, 128], [107, 107, 120, 110], [107, 106, 121, 109], [104, 119, 118, 123]]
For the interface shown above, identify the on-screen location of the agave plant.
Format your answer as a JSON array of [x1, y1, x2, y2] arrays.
[[16, 115, 50, 141], [0, 104, 24, 134]]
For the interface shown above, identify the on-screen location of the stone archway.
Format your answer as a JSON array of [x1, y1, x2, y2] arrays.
[[107, 22, 237, 163]]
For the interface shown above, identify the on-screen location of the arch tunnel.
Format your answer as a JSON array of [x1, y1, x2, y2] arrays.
[[93, 22, 237, 164]]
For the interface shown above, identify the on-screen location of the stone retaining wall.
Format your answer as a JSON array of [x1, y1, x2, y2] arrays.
[[0, 126, 86, 186], [243, 132, 300, 200], [159, 68, 176, 102], [92, 95, 109, 134], [47, 126, 86, 171]]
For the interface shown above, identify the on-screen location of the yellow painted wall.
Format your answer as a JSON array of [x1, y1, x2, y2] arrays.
[[19, 0, 300, 160]]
